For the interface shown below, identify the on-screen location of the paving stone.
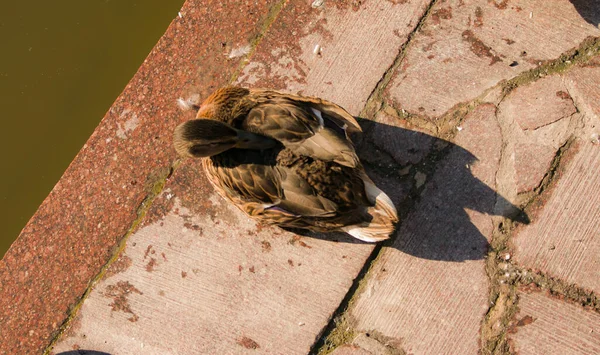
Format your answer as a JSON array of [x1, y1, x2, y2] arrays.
[[331, 333, 402, 355], [386, 0, 600, 118], [509, 290, 600, 354], [52, 161, 374, 354], [512, 140, 600, 293], [0, 1, 278, 354], [349, 104, 503, 354], [237, 0, 433, 115], [352, 333, 404, 355], [497, 74, 577, 193], [331, 344, 373, 355], [513, 143, 556, 193], [501, 75, 577, 131], [566, 58, 600, 125]]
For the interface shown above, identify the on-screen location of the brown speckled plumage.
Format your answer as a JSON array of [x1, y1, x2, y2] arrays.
[[173, 86, 398, 242]]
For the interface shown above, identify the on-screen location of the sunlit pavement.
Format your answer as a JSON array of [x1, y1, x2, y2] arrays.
[[2, 1, 599, 354]]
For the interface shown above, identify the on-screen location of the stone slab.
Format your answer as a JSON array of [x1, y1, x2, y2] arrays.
[[512, 140, 600, 294], [331, 333, 402, 355], [237, 0, 432, 115], [566, 58, 600, 124], [501, 75, 577, 131], [513, 143, 557, 193], [497, 74, 576, 194], [386, 0, 600, 118], [509, 290, 600, 354], [0, 1, 279, 354], [349, 104, 504, 354], [331, 345, 373, 355]]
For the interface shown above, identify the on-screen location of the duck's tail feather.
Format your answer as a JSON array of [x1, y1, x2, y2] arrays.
[[341, 173, 398, 242]]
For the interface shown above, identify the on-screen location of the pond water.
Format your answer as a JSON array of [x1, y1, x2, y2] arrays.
[[0, 0, 186, 257]]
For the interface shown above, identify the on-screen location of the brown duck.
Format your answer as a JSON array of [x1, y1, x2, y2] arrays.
[[173, 87, 397, 242]]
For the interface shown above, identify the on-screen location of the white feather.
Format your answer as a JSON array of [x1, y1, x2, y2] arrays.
[[310, 107, 325, 127]]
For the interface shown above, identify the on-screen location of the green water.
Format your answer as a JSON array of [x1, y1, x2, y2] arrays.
[[0, 0, 186, 258]]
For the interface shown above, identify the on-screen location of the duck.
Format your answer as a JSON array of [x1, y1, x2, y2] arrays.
[[173, 86, 398, 242]]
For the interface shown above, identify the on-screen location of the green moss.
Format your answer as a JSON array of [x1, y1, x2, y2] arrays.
[[311, 248, 386, 354], [229, 0, 288, 83], [316, 314, 358, 355], [502, 36, 600, 96], [520, 270, 600, 312]]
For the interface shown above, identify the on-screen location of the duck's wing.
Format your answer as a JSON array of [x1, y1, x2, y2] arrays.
[[208, 151, 340, 220], [243, 90, 362, 167]]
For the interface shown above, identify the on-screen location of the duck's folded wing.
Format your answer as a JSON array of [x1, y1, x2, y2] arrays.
[[275, 167, 338, 217], [211, 160, 339, 218], [245, 91, 361, 167], [215, 162, 281, 204]]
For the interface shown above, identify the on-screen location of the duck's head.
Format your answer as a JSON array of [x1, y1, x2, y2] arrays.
[[173, 119, 277, 158]]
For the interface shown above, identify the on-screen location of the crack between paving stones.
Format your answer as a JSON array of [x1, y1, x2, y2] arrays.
[[501, 36, 600, 97], [229, 0, 288, 84], [519, 137, 574, 207], [42, 3, 290, 352], [480, 98, 584, 353], [480, 108, 519, 355], [516, 268, 600, 313], [308, 243, 384, 355], [480, 129, 587, 353], [361, 0, 440, 119]]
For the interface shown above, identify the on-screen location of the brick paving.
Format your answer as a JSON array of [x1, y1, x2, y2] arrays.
[[2, 0, 599, 354]]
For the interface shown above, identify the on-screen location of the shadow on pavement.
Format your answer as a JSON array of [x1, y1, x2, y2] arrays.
[[570, 0, 600, 26], [294, 118, 529, 262]]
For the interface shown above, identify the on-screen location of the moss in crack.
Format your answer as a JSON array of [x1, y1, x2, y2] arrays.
[[315, 314, 358, 355], [518, 137, 576, 217], [380, 102, 438, 136], [518, 270, 600, 312], [502, 36, 600, 97], [361, 0, 441, 120], [481, 221, 522, 355], [311, 246, 389, 355], [435, 100, 481, 140], [356, 330, 406, 355], [481, 126, 583, 353], [229, 0, 288, 83], [381, 93, 484, 142], [44, 162, 176, 355]]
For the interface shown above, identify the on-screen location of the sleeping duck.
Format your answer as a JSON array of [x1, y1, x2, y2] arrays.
[[173, 87, 398, 242]]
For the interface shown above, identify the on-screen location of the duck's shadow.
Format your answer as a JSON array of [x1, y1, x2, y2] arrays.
[[290, 118, 529, 262], [570, 0, 600, 27]]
